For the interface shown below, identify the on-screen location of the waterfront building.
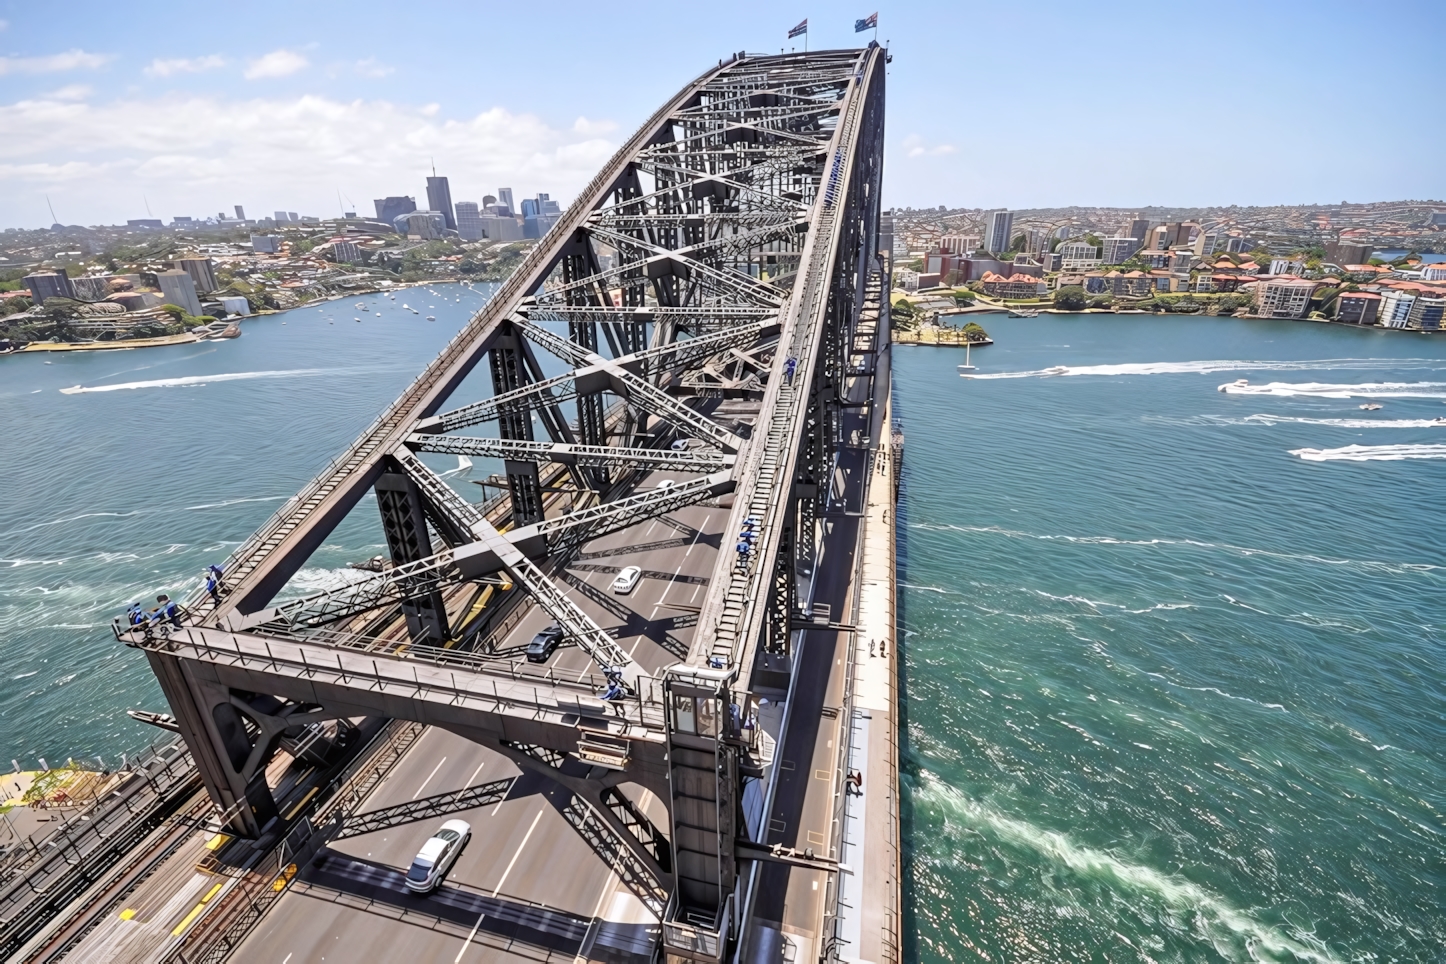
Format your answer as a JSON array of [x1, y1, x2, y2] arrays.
[[984, 209, 1013, 255], [156, 269, 203, 316], [23, 270, 75, 303], [455, 201, 484, 241], [426, 175, 456, 229], [1407, 294, 1445, 330], [1254, 278, 1318, 319], [980, 271, 1047, 299], [175, 256, 219, 294], [218, 295, 250, 316], [1101, 236, 1139, 264], [1059, 241, 1102, 271], [374, 196, 417, 225], [1336, 291, 1380, 325], [1378, 289, 1415, 328]]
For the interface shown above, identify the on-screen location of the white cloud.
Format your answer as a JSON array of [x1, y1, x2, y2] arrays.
[[0, 89, 619, 226], [902, 134, 957, 159], [244, 49, 309, 80], [44, 85, 92, 101], [144, 54, 226, 78], [0, 49, 112, 76], [354, 57, 393, 78]]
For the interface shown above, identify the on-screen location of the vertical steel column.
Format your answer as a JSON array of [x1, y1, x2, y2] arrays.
[[375, 469, 450, 645], [144, 652, 278, 837], [488, 323, 545, 525]]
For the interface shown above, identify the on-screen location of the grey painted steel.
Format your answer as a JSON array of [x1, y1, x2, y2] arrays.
[[129, 45, 886, 964]]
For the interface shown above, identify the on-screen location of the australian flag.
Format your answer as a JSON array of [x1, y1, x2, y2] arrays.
[[788, 18, 808, 38], [855, 12, 877, 31]]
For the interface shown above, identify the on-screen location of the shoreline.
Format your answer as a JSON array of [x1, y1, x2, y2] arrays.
[[3, 278, 489, 355]]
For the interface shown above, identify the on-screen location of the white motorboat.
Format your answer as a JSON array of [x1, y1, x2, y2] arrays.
[[1359, 403, 1383, 411]]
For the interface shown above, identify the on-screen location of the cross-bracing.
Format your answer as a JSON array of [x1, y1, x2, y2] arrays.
[[119, 45, 886, 964]]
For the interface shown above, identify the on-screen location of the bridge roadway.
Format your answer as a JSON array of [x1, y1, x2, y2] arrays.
[[223, 352, 886, 964], [96, 45, 894, 964], [228, 470, 737, 962]]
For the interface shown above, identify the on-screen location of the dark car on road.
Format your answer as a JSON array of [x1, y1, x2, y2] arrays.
[[526, 624, 565, 662]]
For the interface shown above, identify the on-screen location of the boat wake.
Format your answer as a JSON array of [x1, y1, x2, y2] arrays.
[[1218, 380, 1446, 399], [964, 358, 1435, 380], [912, 773, 1343, 964], [1240, 414, 1446, 428], [60, 369, 328, 394], [1290, 443, 1446, 462]]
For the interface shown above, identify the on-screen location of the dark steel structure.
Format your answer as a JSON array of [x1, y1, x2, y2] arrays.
[[121, 45, 886, 963]]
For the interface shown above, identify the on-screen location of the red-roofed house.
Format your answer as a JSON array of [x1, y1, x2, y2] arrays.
[[980, 271, 1047, 299]]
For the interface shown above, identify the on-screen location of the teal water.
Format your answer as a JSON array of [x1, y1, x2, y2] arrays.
[[0, 284, 492, 764], [897, 316, 1446, 962]]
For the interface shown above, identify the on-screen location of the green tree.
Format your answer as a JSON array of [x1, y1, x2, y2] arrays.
[[1053, 286, 1088, 311], [952, 290, 975, 307], [961, 321, 989, 343]]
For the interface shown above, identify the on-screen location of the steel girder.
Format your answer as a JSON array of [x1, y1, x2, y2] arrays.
[[409, 434, 736, 473]]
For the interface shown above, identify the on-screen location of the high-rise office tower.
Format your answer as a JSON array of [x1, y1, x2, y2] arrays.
[[985, 209, 1014, 255], [426, 175, 456, 230], [175, 256, 219, 294], [496, 188, 515, 216], [455, 201, 484, 241], [234, 205, 246, 220]]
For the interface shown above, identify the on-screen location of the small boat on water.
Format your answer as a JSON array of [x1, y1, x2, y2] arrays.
[[1360, 403, 1383, 411], [426, 315, 435, 321], [1043, 365, 1069, 375], [957, 341, 976, 373]]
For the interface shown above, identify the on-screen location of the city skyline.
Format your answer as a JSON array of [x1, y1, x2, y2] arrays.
[[1, 0, 1443, 228]]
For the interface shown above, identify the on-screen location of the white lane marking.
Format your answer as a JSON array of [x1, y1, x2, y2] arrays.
[[688, 582, 703, 604], [412, 756, 447, 799], [490, 786, 510, 817], [456, 907, 487, 963], [650, 566, 684, 620], [464, 761, 485, 787], [282, 956, 292, 964], [492, 808, 544, 897], [684, 526, 705, 557]]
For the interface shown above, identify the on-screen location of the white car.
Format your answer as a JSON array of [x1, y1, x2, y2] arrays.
[[656, 479, 675, 489], [611, 565, 643, 595], [404, 819, 471, 893], [670, 439, 691, 451]]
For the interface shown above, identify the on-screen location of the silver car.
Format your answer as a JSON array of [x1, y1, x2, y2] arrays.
[[404, 818, 471, 893]]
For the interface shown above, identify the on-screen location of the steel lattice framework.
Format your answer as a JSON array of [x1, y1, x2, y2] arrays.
[[121, 46, 886, 964]]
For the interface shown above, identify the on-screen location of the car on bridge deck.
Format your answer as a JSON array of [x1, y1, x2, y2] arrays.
[[526, 623, 565, 662], [611, 565, 642, 595], [404, 819, 471, 893]]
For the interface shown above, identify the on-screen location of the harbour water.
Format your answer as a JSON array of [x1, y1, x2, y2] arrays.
[[0, 283, 492, 763], [3, 297, 1444, 960], [898, 315, 1446, 961]]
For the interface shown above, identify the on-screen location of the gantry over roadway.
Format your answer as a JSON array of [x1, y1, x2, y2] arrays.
[[119, 44, 888, 964]]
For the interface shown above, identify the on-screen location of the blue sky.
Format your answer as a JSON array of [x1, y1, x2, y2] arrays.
[[1, 0, 1442, 228]]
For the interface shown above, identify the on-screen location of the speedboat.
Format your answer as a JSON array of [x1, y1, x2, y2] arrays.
[[1359, 403, 1383, 411], [1043, 365, 1068, 375]]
